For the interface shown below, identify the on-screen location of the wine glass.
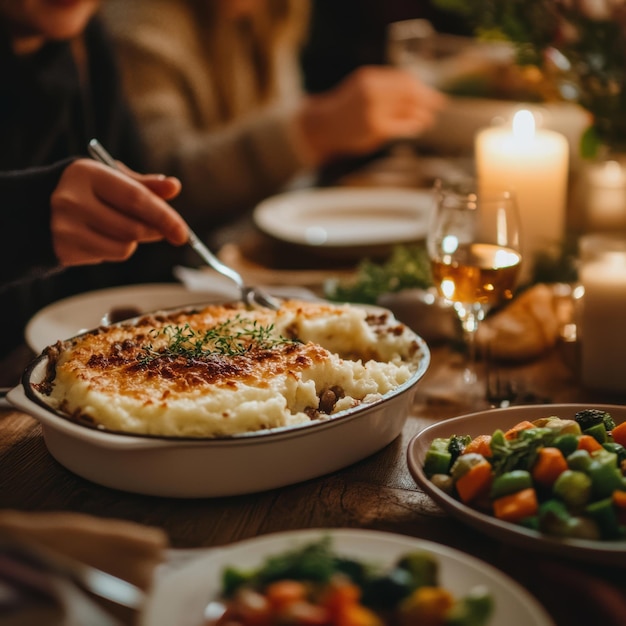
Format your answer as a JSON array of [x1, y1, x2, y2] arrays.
[[427, 181, 522, 397]]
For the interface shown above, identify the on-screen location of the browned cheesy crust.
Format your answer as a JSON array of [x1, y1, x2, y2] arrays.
[[37, 300, 422, 438]]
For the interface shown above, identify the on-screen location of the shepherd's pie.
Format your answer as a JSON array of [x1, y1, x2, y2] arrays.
[[35, 300, 423, 437]]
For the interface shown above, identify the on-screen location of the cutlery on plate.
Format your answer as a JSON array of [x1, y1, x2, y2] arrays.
[[0, 538, 145, 610], [87, 139, 280, 311]]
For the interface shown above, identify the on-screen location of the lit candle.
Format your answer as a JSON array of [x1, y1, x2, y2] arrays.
[[475, 110, 569, 282], [585, 159, 626, 230], [580, 248, 626, 393]]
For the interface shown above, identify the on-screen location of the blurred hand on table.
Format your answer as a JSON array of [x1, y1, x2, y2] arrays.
[[297, 66, 446, 164]]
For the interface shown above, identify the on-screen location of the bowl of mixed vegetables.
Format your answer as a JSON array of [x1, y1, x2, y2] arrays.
[[408, 404, 626, 566], [141, 529, 553, 626]]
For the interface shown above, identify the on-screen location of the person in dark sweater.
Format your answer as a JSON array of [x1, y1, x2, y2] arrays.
[[0, 1, 189, 357]]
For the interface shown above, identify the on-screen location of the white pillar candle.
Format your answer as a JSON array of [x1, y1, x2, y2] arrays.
[[585, 159, 626, 230], [475, 110, 569, 283], [580, 249, 626, 393]]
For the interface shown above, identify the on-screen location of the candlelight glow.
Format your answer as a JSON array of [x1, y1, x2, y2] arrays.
[[442, 235, 458, 254], [441, 279, 455, 299], [601, 251, 626, 269], [602, 160, 625, 186], [494, 247, 520, 268], [512, 110, 535, 141]]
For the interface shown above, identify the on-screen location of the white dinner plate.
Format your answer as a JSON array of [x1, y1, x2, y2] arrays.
[[25, 283, 226, 353], [407, 403, 626, 566], [141, 528, 553, 626], [253, 187, 434, 248]]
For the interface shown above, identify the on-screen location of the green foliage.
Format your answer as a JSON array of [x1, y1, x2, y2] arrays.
[[325, 244, 432, 305], [579, 126, 602, 160], [531, 235, 579, 285], [431, 0, 626, 155]]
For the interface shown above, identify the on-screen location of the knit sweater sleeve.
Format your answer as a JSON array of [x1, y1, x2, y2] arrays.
[[102, 0, 309, 230], [0, 160, 71, 288]]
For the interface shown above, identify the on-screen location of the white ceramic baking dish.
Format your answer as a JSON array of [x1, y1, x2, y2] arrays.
[[8, 304, 430, 498]]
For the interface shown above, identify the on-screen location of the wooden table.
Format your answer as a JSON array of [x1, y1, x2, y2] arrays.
[[1, 336, 626, 625], [0, 147, 624, 623]]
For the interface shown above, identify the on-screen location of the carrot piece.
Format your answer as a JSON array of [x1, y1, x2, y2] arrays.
[[323, 581, 361, 617], [336, 603, 383, 626], [611, 421, 626, 447], [464, 434, 493, 457], [504, 421, 535, 440], [492, 487, 539, 522], [455, 460, 493, 503], [531, 447, 568, 487], [323, 580, 382, 626], [265, 580, 307, 610], [577, 434, 604, 453], [612, 490, 626, 509]]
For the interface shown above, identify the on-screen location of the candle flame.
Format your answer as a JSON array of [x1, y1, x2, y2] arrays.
[[512, 110, 535, 141]]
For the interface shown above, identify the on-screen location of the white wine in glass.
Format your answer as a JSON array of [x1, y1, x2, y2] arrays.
[[427, 183, 522, 393]]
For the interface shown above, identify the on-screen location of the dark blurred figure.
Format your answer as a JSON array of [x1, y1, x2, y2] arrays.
[[301, 0, 471, 93], [0, 0, 189, 358]]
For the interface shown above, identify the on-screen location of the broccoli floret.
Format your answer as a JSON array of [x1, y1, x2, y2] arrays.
[[362, 551, 438, 610], [448, 434, 472, 464], [254, 536, 336, 586], [574, 409, 615, 432], [362, 568, 414, 610]]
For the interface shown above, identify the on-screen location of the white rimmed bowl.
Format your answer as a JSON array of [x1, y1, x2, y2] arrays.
[[8, 304, 430, 498]]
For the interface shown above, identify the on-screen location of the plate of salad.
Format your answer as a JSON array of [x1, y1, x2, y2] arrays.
[[407, 403, 626, 566], [141, 528, 553, 626]]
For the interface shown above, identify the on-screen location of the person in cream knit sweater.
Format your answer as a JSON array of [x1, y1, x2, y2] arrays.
[[102, 0, 444, 231]]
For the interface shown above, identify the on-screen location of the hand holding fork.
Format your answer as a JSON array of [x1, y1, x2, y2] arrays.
[[87, 140, 280, 310]]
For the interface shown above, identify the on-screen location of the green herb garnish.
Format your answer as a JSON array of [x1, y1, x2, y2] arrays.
[[139, 315, 297, 364]]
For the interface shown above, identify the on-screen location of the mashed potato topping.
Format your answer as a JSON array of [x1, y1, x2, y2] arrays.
[[38, 300, 424, 438]]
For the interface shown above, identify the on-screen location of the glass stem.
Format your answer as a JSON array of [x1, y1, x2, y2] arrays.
[[455, 303, 484, 385]]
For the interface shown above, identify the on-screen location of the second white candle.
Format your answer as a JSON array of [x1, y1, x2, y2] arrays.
[[580, 249, 626, 393]]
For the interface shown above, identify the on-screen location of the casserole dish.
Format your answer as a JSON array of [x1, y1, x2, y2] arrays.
[[9, 301, 430, 498]]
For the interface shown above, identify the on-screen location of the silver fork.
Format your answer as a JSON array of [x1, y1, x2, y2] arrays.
[[87, 139, 280, 310], [485, 364, 518, 408], [484, 343, 518, 408], [484, 348, 551, 407]]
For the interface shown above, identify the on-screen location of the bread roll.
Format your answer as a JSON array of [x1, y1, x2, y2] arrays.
[[477, 284, 563, 361]]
